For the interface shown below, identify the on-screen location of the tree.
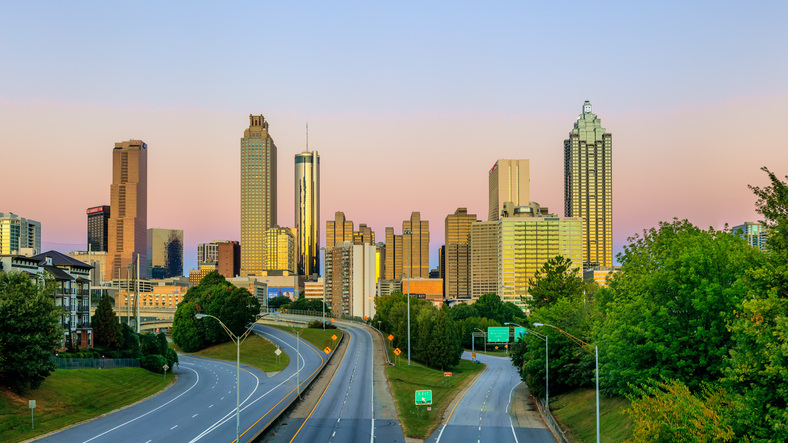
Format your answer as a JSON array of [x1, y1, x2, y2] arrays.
[[596, 219, 763, 396], [0, 272, 62, 391], [92, 293, 121, 348], [474, 293, 504, 324], [526, 255, 585, 310], [429, 307, 463, 370], [269, 295, 292, 310], [449, 302, 478, 321]]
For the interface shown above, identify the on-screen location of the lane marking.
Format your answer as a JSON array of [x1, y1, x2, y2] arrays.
[[507, 381, 523, 443], [171, 425, 178, 430], [192, 414, 198, 418], [434, 362, 488, 443]]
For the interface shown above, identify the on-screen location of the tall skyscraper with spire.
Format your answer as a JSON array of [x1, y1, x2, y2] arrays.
[[107, 140, 147, 281], [241, 115, 277, 277], [295, 144, 320, 277], [564, 101, 612, 269]]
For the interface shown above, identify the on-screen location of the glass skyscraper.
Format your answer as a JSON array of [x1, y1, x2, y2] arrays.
[[295, 151, 320, 277]]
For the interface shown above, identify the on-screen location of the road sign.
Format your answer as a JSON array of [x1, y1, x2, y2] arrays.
[[488, 326, 509, 343], [415, 390, 432, 405], [495, 346, 499, 350], [363, 316, 368, 320], [388, 334, 394, 341], [444, 372, 452, 377], [471, 352, 476, 358], [324, 347, 331, 354], [427, 407, 431, 411], [514, 327, 526, 341], [332, 334, 337, 341], [275, 348, 282, 356], [505, 345, 508, 349], [331, 318, 335, 322], [394, 348, 401, 356], [163, 364, 169, 372]]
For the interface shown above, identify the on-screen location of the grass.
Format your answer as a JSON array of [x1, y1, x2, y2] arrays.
[[385, 347, 486, 439], [549, 388, 633, 443], [270, 325, 343, 354], [467, 347, 511, 357], [171, 334, 290, 372], [0, 368, 171, 443]]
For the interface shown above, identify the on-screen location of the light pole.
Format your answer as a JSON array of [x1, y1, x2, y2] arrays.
[[320, 247, 327, 331], [534, 322, 598, 443], [506, 322, 549, 406], [195, 313, 267, 443], [403, 229, 412, 365]]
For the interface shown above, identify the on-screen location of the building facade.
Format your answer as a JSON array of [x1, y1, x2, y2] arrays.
[[147, 228, 183, 279], [403, 212, 430, 279], [87, 206, 110, 252], [0, 212, 41, 255], [107, 140, 148, 281], [67, 250, 107, 285], [241, 114, 278, 276], [197, 242, 219, 264], [266, 226, 296, 274], [295, 151, 320, 277], [470, 220, 498, 300], [565, 101, 612, 269], [354, 224, 375, 245], [489, 159, 530, 221], [733, 222, 768, 252], [445, 208, 476, 299], [324, 241, 376, 319], [326, 211, 354, 249], [217, 240, 241, 278]]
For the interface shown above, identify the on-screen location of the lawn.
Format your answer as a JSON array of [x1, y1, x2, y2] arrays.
[[0, 368, 171, 443], [385, 347, 486, 439], [270, 325, 343, 353], [549, 388, 633, 443], [172, 333, 290, 372]]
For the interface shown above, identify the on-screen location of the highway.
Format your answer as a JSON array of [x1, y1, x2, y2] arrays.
[[274, 321, 406, 443], [37, 324, 326, 443], [429, 352, 554, 443]]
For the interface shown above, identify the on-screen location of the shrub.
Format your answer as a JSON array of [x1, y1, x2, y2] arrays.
[[308, 320, 336, 329], [138, 354, 168, 373]]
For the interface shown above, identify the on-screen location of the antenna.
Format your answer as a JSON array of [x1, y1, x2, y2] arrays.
[[306, 122, 309, 152]]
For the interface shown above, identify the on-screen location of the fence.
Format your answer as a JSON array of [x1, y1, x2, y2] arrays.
[[535, 397, 571, 443], [268, 307, 367, 324], [53, 357, 140, 370]]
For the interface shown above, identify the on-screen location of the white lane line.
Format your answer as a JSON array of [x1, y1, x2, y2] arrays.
[[192, 414, 198, 418], [508, 381, 522, 443], [81, 366, 201, 443], [171, 425, 178, 430], [145, 440, 152, 443], [221, 397, 224, 400]]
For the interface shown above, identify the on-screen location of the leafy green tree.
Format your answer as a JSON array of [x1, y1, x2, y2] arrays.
[[269, 295, 292, 310], [0, 272, 62, 391], [449, 302, 479, 321], [596, 219, 763, 396], [430, 307, 463, 370], [119, 323, 141, 356], [172, 302, 204, 352], [92, 292, 121, 348], [289, 297, 326, 312], [526, 255, 585, 310], [474, 293, 504, 323]]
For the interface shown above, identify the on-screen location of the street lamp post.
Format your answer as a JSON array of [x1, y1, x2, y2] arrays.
[[320, 247, 327, 331], [195, 313, 267, 443], [506, 322, 549, 406], [534, 322, 598, 443], [403, 229, 413, 365]]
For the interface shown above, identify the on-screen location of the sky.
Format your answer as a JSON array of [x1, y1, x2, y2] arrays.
[[1, 1, 787, 274]]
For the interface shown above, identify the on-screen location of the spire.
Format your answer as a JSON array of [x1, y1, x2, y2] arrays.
[[306, 122, 309, 152]]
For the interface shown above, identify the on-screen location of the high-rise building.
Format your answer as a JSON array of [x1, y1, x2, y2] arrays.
[[489, 159, 530, 221], [0, 212, 41, 255], [217, 241, 241, 278], [197, 242, 219, 264], [354, 224, 375, 245], [241, 114, 277, 277], [147, 228, 183, 279], [324, 241, 376, 318], [87, 206, 110, 252], [445, 208, 476, 299], [295, 151, 320, 276], [266, 226, 296, 274], [68, 250, 108, 285], [733, 222, 768, 252], [384, 227, 403, 280], [403, 212, 430, 279], [326, 212, 354, 249], [470, 220, 498, 299], [565, 101, 612, 269], [107, 140, 148, 281]]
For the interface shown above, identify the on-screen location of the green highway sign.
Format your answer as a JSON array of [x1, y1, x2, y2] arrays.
[[514, 327, 526, 341], [415, 390, 432, 405], [488, 326, 509, 343]]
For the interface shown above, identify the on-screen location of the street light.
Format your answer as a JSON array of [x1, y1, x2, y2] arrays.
[[506, 322, 549, 406], [403, 229, 412, 365], [195, 313, 267, 443], [534, 322, 599, 443], [319, 247, 327, 331]]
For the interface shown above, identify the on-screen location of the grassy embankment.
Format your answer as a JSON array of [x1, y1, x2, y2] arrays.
[[550, 388, 633, 443], [270, 325, 343, 353], [385, 346, 486, 439], [169, 333, 290, 372], [0, 368, 172, 443]]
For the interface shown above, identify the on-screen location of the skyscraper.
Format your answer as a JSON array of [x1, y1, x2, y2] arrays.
[[326, 212, 354, 249], [733, 222, 768, 252], [403, 212, 430, 279], [295, 151, 320, 276], [87, 205, 110, 252], [107, 140, 147, 281], [489, 159, 530, 221], [564, 101, 613, 269], [353, 224, 375, 245], [445, 208, 476, 299], [0, 212, 41, 255], [265, 226, 296, 274], [147, 228, 183, 279], [241, 115, 277, 277]]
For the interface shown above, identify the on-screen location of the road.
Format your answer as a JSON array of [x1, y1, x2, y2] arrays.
[[429, 352, 554, 443], [272, 321, 406, 443], [37, 324, 326, 443]]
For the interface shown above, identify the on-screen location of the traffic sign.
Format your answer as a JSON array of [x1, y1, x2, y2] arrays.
[[394, 348, 401, 356], [488, 326, 509, 343], [415, 390, 432, 405], [332, 334, 337, 341], [505, 345, 508, 349], [444, 372, 452, 377], [471, 352, 476, 358], [514, 327, 526, 341], [427, 407, 431, 411], [388, 334, 394, 341], [324, 347, 331, 354], [331, 318, 335, 322], [275, 348, 282, 356], [495, 346, 499, 350], [363, 316, 368, 320]]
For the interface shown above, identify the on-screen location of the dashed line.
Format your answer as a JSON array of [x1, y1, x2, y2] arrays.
[[192, 413, 198, 418], [171, 425, 178, 430]]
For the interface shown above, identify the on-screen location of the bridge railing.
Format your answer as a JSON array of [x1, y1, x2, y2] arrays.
[[268, 307, 367, 324]]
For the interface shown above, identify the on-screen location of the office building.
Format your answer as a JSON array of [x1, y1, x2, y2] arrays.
[[402, 277, 444, 308], [354, 224, 375, 245], [0, 212, 41, 256], [266, 226, 296, 275], [565, 101, 613, 269], [325, 241, 376, 319], [583, 266, 621, 288], [733, 222, 768, 252], [470, 220, 499, 300], [445, 208, 476, 299], [107, 140, 148, 281], [489, 159, 530, 221], [217, 241, 241, 278], [147, 228, 183, 279], [189, 265, 215, 287], [383, 227, 402, 280], [241, 114, 278, 276], [326, 212, 354, 249], [295, 150, 320, 277], [403, 212, 430, 278], [87, 206, 110, 252], [304, 278, 324, 300], [226, 277, 268, 312], [197, 242, 219, 264], [67, 250, 107, 285]]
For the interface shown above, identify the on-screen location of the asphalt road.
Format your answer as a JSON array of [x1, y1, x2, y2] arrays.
[[429, 352, 554, 443], [37, 324, 325, 443], [277, 322, 405, 443]]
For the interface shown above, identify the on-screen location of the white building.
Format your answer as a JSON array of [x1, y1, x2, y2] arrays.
[[325, 241, 376, 319]]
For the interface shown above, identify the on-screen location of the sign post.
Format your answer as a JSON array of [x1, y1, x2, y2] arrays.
[[162, 364, 169, 381], [394, 348, 401, 366], [415, 390, 432, 406], [29, 400, 35, 429], [444, 372, 452, 387], [275, 347, 282, 366]]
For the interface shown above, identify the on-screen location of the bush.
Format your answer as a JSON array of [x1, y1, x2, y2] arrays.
[[307, 320, 336, 329], [138, 354, 168, 373]]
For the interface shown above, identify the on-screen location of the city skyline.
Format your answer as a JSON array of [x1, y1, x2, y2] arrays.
[[2, 2, 786, 274]]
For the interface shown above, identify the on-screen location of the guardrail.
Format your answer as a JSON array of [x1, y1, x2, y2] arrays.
[[535, 397, 571, 443]]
